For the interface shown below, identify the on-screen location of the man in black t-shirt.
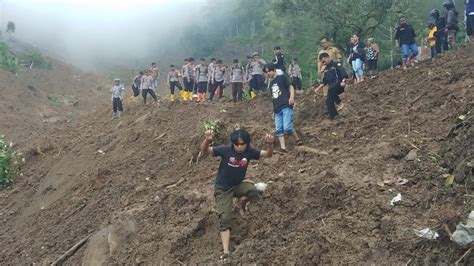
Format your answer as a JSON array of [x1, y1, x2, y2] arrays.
[[394, 16, 419, 69], [200, 129, 274, 262], [264, 64, 303, 154]]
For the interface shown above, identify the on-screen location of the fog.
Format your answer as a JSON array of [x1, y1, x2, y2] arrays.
[[1, 0, 209, 71]]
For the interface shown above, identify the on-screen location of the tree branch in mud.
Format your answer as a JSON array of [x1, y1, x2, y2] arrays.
[[51, 236, 89, 265]]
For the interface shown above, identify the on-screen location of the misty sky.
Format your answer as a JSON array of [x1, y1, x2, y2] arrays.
[[1, 0, 209, 70]]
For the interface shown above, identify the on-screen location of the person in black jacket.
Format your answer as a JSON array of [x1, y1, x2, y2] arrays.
[[315, 53, 348, 120], [347, 33, 365, 83], [443, 0, 459, 49], [273, 46, 286, 75], [394, 16, 419, 69], [430, 9, 449, 53]]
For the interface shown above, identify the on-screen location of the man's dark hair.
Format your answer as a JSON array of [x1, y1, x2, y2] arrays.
[[152, 62, 156, 65], [264, 64, 276, 73], [293, 57, 298, 62], [139, 71, 144, 75], [233, 59, 239, 63], [200, 58, 206, 61], [184, 58, 189, 62], [274, 46, 281, 50], [170, 64, 175, 68], [399, 16, 406, 21], [320, 36, 330, 42], [319, 52, 330, 60], [189, 57, 195, 62], [246, 55, 252, 59], [217, 59, 223, 64], [231, 129, 251, 146]]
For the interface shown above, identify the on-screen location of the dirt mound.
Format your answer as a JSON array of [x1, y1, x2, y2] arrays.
[[0, 47, 473, 264], [0, 58, 110, 147]]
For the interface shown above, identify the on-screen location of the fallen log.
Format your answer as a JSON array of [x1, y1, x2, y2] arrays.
[[51, 236, 89, 265], [295, 146, 329, 156]]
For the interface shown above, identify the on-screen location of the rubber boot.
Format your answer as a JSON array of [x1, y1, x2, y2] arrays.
[[170, 94, 175, 102], [186, 91, 192, 101], [112, 112, 117, 119], [179, 91, 184, 100], [250, 91, 257, 99], [118, 111, 122, 118]]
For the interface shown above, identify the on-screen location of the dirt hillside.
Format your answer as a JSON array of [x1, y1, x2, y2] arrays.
[[0, 47, 472, 264], [0, 58, 110, 147]]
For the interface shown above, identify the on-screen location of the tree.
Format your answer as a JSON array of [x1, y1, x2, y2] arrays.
[[6, 21, 15, 40]]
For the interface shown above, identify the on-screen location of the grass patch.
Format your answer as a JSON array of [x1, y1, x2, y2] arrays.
[[0, 135, 19, 189]]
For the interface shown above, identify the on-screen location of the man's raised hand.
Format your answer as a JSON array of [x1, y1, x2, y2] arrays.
[[205, 130, 214, 141]]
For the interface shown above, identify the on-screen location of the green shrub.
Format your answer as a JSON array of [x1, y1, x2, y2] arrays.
[[0, 135, 17, 189], [0, 42, 18, 72], [23, 51, 52, 70]]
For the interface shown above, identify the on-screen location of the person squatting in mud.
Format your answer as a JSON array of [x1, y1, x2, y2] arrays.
[[200, 129, 274, 262], [167, 65, 183, 102], [264, 64, 303, 154], [110, 78, 125, 118], [314, 52, 348, 120]]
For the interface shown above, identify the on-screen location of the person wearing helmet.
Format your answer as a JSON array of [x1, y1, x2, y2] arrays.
[[466, 0, 474, 42], [443, 0, 459, 49], [110, 78, 125, 118], [430, 9, 449, 53]]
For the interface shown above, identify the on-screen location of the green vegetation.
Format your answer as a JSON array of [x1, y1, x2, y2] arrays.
[[0, 42, 18, 72], [0, 136, 18, 189], [204, 120, 225, 138], [180, 0, 466, 85], [23, 51, 52, 70]]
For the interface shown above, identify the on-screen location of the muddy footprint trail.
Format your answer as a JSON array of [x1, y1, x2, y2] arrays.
[[0, 47, 472, 264]]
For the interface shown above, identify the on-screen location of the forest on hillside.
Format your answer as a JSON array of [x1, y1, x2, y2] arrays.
[[177, 0, 468, 84]]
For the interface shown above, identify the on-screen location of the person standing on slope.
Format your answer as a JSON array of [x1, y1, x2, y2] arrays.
[[167, 65, 183, 102], [347, 33, 365, 83], [288, 58, 303, 93], [430, 9, 449, 53], [194, 58, 209, 102], [111, 78, 125, 118], [394, 16, 419, 70], [265, 64, 303, 154], [140, 70, 158, 104], [247, 52, 266, 99], [467, 0, 474, 43], [314, 53, 348, 120], [230, 59, 245, 102], [200, 129, 274, 262], [317, 37, 342, 97], [273, 46, 286, 76], [443, 0, 459, 50]]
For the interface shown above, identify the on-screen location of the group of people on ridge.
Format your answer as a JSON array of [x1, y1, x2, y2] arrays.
[[107, 1, 474, 261]]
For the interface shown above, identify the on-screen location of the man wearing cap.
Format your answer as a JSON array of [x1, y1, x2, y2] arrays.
[[110, 78, 126, 118], [247, 52, 266, 99]]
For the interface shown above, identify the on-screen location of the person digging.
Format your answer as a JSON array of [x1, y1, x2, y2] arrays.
[[200, 129, 274, 262]]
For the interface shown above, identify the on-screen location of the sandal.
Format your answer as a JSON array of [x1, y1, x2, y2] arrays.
[[219, 253, 230, 262], [278, 148, 288, 155], [296, 139, 303, 146]]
